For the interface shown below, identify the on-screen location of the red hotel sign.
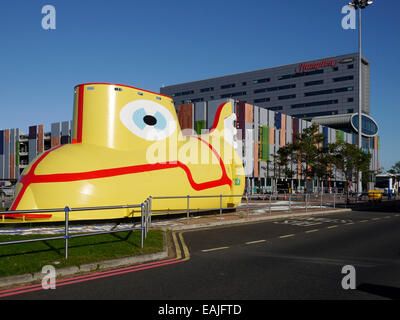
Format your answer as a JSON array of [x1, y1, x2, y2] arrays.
[[296, 59, 338, 73]]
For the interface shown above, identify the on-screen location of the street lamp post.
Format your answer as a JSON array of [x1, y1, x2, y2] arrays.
[[348, 0, 373, 195]]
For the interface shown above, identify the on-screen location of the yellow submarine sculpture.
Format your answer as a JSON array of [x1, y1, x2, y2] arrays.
[[6, 83, 245, 222]]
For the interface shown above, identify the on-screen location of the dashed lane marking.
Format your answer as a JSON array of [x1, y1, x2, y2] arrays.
[[201, 247, 229, 252], [305, 229, 319, 233], [359, 220, 369, 223], [279, 234, 295, 239], [327, 225, 338, 229], [245, 240, 266, 245]]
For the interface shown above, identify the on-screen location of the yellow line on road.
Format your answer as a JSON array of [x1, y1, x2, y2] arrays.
[[305, 229, 319, 233], [344, 222, 354, 225], [201, 247, 229, 252], [327, 225, 338, 229], [179, 232, 191, 261]]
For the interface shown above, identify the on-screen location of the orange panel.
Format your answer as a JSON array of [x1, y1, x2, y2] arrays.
[[51, 136, 60, 148], [37, 125, 44, 153], [245, 103, 253, 123], [177, 104, 193, 132], [254, 142, 259, 178], [10, 154, 15, 179], [280, 114, 286, 147], [269, 127, 274, 145]]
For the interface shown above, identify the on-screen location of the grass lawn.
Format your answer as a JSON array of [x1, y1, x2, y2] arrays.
[[0, 229, 164, 278]]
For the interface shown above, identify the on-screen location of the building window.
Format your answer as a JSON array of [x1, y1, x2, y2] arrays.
[[278, 94, 296, 100], [304, 80, 324, 86], [172, 90, 194, 97], [278, 69, 323, 80], [253, 84, 295, 94], [268, 106, 283, 111], [304, 86, 354, 97], [253, 78, 270, 84], [333, 75, 354, 82], [254, 98, 270, 103], [291, 99, 338, 109], [333, 66, 339, 71], [348, 97, 354, 102], [220, 91, 246, 98], [347, 64, 354, 69], [200, 87, 214, 93], [221, 83, 235, 89]]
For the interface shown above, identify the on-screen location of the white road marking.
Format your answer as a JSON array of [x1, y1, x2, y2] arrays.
[[201, 247, 229, 252], [305, 229, 319, 233], [245, 240, 267, 245], [327, 225, 338, 229], [279, 234, 295, 239], [359, 220, 369, 223]]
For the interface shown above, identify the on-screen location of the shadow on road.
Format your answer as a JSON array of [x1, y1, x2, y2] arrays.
[[357, 283, 400, 300]]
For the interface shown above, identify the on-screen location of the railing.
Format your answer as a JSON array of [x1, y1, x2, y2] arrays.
[[0, 197, 152, 259], [0, 192, 355, 260]]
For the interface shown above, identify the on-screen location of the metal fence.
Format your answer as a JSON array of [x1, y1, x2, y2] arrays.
[[0, 191, 361, 260], [0, 197, 152, 259]]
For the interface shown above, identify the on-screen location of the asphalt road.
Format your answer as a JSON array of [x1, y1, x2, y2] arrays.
[[2, 210, 400, 301]]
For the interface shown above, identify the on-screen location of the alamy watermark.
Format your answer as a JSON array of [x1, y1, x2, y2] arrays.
[[341, 265, 356, 290], [41, 265, 56, 290], [41, 5, 56, 30], [341, 5, 356, 30]]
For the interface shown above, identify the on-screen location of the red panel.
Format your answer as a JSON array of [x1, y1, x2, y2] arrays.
[[37, 125, 44, 153]]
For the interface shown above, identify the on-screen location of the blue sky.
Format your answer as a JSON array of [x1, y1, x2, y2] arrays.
[[0, 0, 399, 170]]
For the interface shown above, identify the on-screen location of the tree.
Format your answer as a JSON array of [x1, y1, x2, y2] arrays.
[[329, 140, 372, 194], [387, 161, 400, 174]]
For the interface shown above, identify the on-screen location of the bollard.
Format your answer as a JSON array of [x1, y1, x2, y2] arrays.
[[269, 194, 272, 215], [334, 193, 336, 209], [219, 194, 223, 220], [149, 196, 152, 229], [64, 206, 70, 260], [187, 195, 190, 223], [141, 203, 144, 248]]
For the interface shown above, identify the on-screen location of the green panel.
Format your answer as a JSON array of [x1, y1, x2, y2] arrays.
[[194, 120, 205, 135], [336, 130, 344, 142], [260, 126, 270, 161]]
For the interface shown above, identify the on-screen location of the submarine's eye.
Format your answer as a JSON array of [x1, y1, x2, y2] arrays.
[[143, 115, 157, 126], [120, 100, 176, 141]]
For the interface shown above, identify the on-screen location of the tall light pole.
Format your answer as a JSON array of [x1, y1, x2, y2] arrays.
[[348, 0, 373, 195]]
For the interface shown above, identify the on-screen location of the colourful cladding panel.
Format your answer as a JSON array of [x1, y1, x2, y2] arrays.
[[254, 142, 259, 178], [194, 120, 206, 135], [10, 154, 14, 179], [51, 136, 60, 148], [280, 114, 286, 147], [177, 104, 193, 131], [275, 113, 282, 130], [37, 125, 44, 153], [269, 127, 274, 145], [336, 130, 344, 141], [245, 103, 253, 123], [29, 126, 36, 140], [323, 127, 329, 147], [260, 126, 270, 161]]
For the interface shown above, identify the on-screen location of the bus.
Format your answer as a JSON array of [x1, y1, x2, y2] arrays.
[[374, 173, 399, 197]]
